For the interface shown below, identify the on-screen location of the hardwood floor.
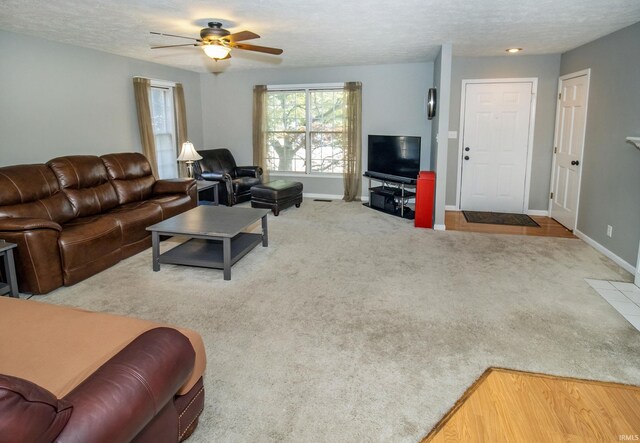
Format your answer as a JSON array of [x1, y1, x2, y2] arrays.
[[422, 367, 640, 443], [445, 211, 576, 238]]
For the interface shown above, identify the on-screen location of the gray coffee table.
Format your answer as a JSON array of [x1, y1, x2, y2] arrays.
[[146, 205, 269, 280]]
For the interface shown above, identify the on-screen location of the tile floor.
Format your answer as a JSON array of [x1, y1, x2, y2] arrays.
[[585, 279, 640, 331]]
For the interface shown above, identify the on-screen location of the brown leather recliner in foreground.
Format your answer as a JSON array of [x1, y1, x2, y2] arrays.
[[0, 296, 206, 442]]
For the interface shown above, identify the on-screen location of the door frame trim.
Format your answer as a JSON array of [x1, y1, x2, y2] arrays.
[[455, 78, 538, 213], [547, 68, 591, 230]]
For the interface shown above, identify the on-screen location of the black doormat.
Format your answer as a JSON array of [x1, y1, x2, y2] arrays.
[[462, 211, 540, 227]]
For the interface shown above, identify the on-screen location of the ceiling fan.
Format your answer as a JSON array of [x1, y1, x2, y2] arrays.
[[150, 22, 283, 60]]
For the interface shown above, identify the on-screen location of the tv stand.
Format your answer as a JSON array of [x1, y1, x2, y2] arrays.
[[363, 173, 416, 219]]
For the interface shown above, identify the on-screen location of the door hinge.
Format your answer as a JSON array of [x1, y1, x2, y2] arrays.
[[558, 92, 562, 100], [554, 146, 557, 154], [550, 192, 554, 199]]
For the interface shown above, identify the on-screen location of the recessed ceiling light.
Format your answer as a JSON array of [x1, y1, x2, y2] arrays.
[[506, 48, 523, 54]]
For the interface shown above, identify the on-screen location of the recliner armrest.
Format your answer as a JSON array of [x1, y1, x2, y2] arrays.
[[0, 217, 62, 232], [200, 171, 231, 182], [234, 166, 263, 178], [153, 178, 196, 195], [56, 327, 195, 443], [0, 374, 73, 443]]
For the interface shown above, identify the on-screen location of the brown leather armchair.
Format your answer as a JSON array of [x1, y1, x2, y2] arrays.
[[193, 148, 263, 206]]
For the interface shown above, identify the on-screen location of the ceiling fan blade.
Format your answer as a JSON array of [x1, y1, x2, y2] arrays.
[[223, 30, 260, 43], [151, 43, 199, 49], [150, 31, 201, 42], [231, 42, 283, 55]]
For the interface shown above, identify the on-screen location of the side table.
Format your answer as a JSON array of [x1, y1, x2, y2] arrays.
[[196, 180, 219, 206], [0, 241, 18, 297]]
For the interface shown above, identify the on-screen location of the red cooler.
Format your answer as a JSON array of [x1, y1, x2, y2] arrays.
[[414, 171, 435, 228]]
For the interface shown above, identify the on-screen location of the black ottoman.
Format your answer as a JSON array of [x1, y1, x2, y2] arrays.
[[250, 180, 303, 216]]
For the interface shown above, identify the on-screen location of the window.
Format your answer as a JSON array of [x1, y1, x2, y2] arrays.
[[150, 85, 178, 179], [266, 86, 345, 174]]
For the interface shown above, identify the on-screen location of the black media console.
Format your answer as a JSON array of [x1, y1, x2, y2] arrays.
[[363, 172, 417, 220]]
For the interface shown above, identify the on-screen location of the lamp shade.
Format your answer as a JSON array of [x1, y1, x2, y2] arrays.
[[203, 44, 231, 59], [177, 142, 202, 161]]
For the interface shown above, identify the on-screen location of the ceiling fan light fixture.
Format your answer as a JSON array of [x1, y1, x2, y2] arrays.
[[506, 48, 523, 54], [203, 44, 231, 59]]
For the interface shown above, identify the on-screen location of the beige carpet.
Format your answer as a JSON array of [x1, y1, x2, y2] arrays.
[[33, 200, 640, 442]]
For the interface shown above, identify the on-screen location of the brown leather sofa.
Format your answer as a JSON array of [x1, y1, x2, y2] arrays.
[[0, 296, 206, 443], [0, 152, 196, 294]]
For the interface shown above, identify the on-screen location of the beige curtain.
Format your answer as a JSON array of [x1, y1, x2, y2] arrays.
[[133, 77, 158, 178], [174, 83, 189, 178], [343, 81, 362, 201], [252, 85, 269, 182]]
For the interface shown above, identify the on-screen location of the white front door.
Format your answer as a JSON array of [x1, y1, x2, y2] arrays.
[[460, 82, 534, 213], [550, 71, 590, 230]]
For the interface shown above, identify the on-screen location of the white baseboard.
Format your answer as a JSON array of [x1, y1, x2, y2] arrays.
[[445, 205, 459, 211], [574, 229, 636, 274], [303, 193, 344, 200], [434, 224, 446, 231]]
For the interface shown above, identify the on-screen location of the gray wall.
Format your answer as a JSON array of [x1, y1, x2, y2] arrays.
[[200, 63, 434, 197], [433, 44, 452, 228], [446, 54, 561, 210], [430, 51, 442, 171], [0, 30, 203, 166], [561, 22, 640, 266]]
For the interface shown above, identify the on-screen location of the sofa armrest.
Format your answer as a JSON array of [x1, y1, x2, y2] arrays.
[[0, 221, 64, 294], [0, 217, 62, 232], [235, 166, 263, 179], [153, 178, 196, 196], [56, 327, 195, 443]]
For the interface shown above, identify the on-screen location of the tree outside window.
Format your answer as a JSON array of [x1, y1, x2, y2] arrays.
[[266, 88, 345, 174]]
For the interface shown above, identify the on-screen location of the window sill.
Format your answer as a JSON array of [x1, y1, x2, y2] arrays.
[[269, 172, 343, 179]]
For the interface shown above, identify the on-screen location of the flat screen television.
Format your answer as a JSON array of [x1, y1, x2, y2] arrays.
[[367, 135, 421, 183]]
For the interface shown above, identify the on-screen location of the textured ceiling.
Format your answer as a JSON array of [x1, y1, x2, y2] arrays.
[[1, 0, 639, 73]]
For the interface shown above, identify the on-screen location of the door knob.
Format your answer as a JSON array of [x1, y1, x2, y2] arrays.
[[465, 147, 470, 151], [571, 160, 580, 166], [464, 156, 470, 160]]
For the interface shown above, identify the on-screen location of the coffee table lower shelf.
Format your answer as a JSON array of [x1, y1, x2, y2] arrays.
[[159, 233, 262, 273]]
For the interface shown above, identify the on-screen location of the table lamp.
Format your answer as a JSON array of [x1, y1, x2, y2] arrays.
[[177, 141, 202, 178]]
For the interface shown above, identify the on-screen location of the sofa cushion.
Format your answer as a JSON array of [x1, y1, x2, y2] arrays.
[[0, 164, 75, 223], [48, 156, 119, 217], [0, 373, 73, 443], [0, 297, 206, 398], [147, 194, 195, 220], [106, 201, 162, 245], [101, 153, 156, 205], [59, 215, 122, 285]]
